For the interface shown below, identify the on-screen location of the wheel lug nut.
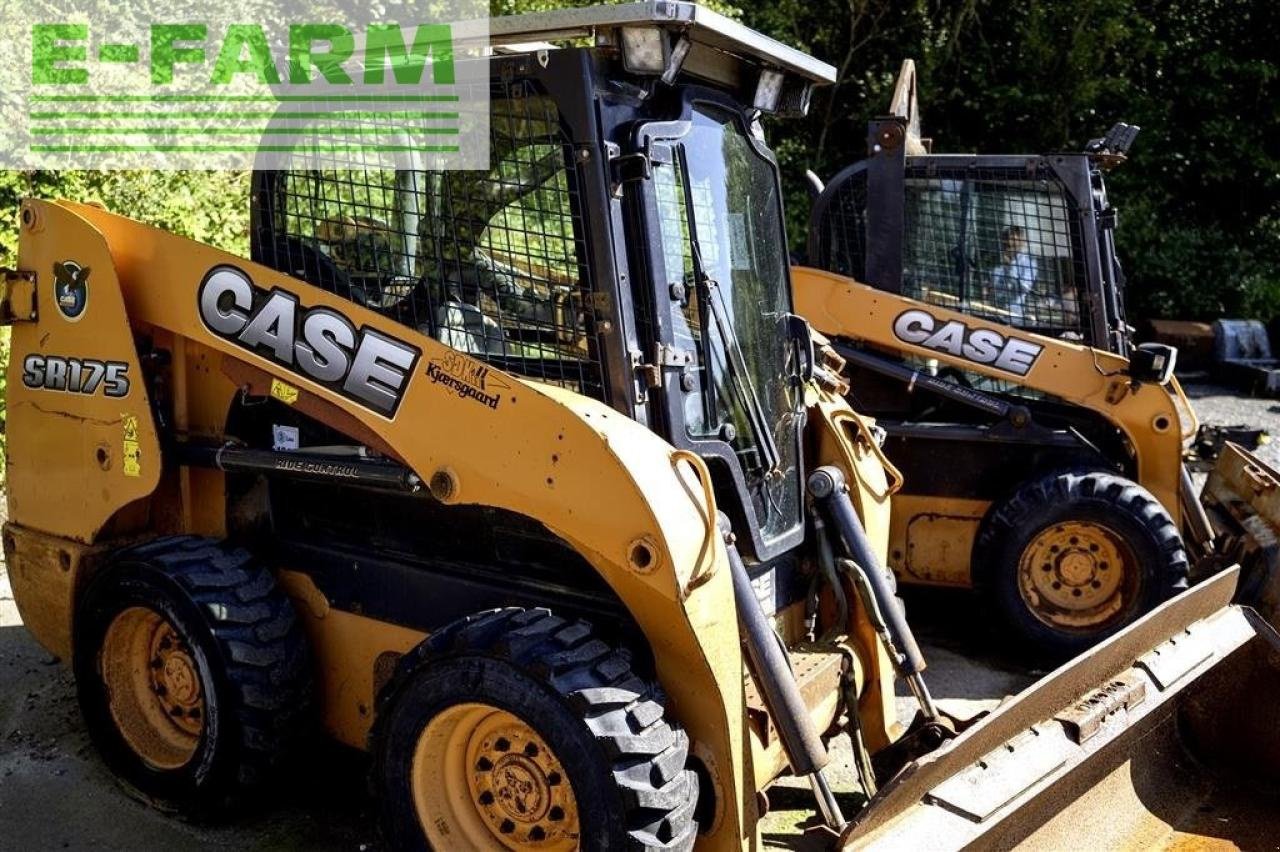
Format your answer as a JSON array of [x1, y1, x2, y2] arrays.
[[1072, 589, 1082, 597], [1091, 580, 1102, 589], [1052, 581, 1062, 590]]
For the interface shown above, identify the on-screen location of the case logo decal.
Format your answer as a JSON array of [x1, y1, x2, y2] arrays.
[[53, 260, 89, 321], [198, 265, 419, 418], [892, 308, 1044, 377]]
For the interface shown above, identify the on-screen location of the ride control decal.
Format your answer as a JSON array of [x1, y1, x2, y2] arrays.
[[53, 260, 89, 321], [892, 308, 1044, 377], [426, 352, 508, 411], [22, 354, 130, 397], [198, 265, 420, 418]]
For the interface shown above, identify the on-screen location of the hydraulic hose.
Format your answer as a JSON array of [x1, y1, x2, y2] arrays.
[[721, 515, 846, 830], [808, 466, 924, 675], [808, 466, 941, 722], [812, 516, 850, 643]]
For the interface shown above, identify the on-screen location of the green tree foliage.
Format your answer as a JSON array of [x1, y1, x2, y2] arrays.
[[0, 171, 250, 266], [744, 0, 1280, 324], [0, 0, 1275, 468]]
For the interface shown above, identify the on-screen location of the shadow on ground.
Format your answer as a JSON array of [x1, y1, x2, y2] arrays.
[[0, 618, 370, 851], [2, 575, 1037, 850]]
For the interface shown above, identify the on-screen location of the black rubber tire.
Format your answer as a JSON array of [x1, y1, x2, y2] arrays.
[[371, 608, 699, 851], [974, 470, 1190, 662], [73, 535, 311, 816]]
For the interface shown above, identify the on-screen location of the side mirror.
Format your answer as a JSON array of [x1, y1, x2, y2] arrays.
[[1130, 342, 1178, 386]]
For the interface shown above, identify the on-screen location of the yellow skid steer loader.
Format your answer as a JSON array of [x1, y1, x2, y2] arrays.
[[795, 61, 1229, 661], [3, 8, 1279, 850]]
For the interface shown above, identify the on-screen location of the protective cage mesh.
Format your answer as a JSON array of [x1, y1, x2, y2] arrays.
[[251, 78, 605, 399], [813, 161, 1089, 341]]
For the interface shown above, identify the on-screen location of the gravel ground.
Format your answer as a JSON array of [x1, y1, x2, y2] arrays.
[[1182, 380, 1280, 473], [2, 382, 1275, 850]]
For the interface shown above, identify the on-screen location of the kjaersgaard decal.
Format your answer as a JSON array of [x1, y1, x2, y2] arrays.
[[892, 308, 1044, 377], [197, 265, 420, 417], [426, 351, 509, 410]]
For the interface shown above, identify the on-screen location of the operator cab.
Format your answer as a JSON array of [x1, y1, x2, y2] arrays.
[[809, 117, 1139, 358], [249, 2, 835, 562]]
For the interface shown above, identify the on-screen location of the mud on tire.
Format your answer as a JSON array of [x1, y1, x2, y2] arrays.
[[73, 535, 311, 816], [372, 607, 700, 851]]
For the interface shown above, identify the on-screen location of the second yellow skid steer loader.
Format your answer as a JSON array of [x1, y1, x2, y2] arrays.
[[795, 61, 1220, 660], [3, 7, 1280, 850]]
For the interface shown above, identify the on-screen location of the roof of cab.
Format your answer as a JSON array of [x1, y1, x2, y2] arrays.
[[485, 1, 836, 85]]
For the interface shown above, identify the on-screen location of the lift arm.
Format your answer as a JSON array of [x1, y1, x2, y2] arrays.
[[792, 266, 1193, 526]]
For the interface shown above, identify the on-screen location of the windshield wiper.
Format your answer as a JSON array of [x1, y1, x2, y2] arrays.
[[674, 160, 781, 479], [698, 274, 782, 478]]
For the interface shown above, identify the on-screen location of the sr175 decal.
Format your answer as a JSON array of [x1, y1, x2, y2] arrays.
[[23, 355, 130, 397]]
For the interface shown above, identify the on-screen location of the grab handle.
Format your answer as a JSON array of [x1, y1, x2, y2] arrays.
[[833, 410, 904, 498], [1168, 376, 1199, 441], [672, 449, 719, 592]]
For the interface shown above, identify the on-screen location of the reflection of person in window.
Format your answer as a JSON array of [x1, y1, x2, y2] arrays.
[[992, 225, 1038, 323]]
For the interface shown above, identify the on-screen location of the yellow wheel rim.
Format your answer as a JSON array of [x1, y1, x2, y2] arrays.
[[412, 703, 580, 851], [1018, 521, 1138, 630], [99, 606, 204, 770]]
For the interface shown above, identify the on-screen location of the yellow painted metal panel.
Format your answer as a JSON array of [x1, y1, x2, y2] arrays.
[[6, 202, 162, 543]]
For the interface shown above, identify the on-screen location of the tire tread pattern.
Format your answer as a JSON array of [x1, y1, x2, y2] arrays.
[[115, 535, 312, 790], [975, 470, 1190, 656], [377, 608, 698, 851]]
